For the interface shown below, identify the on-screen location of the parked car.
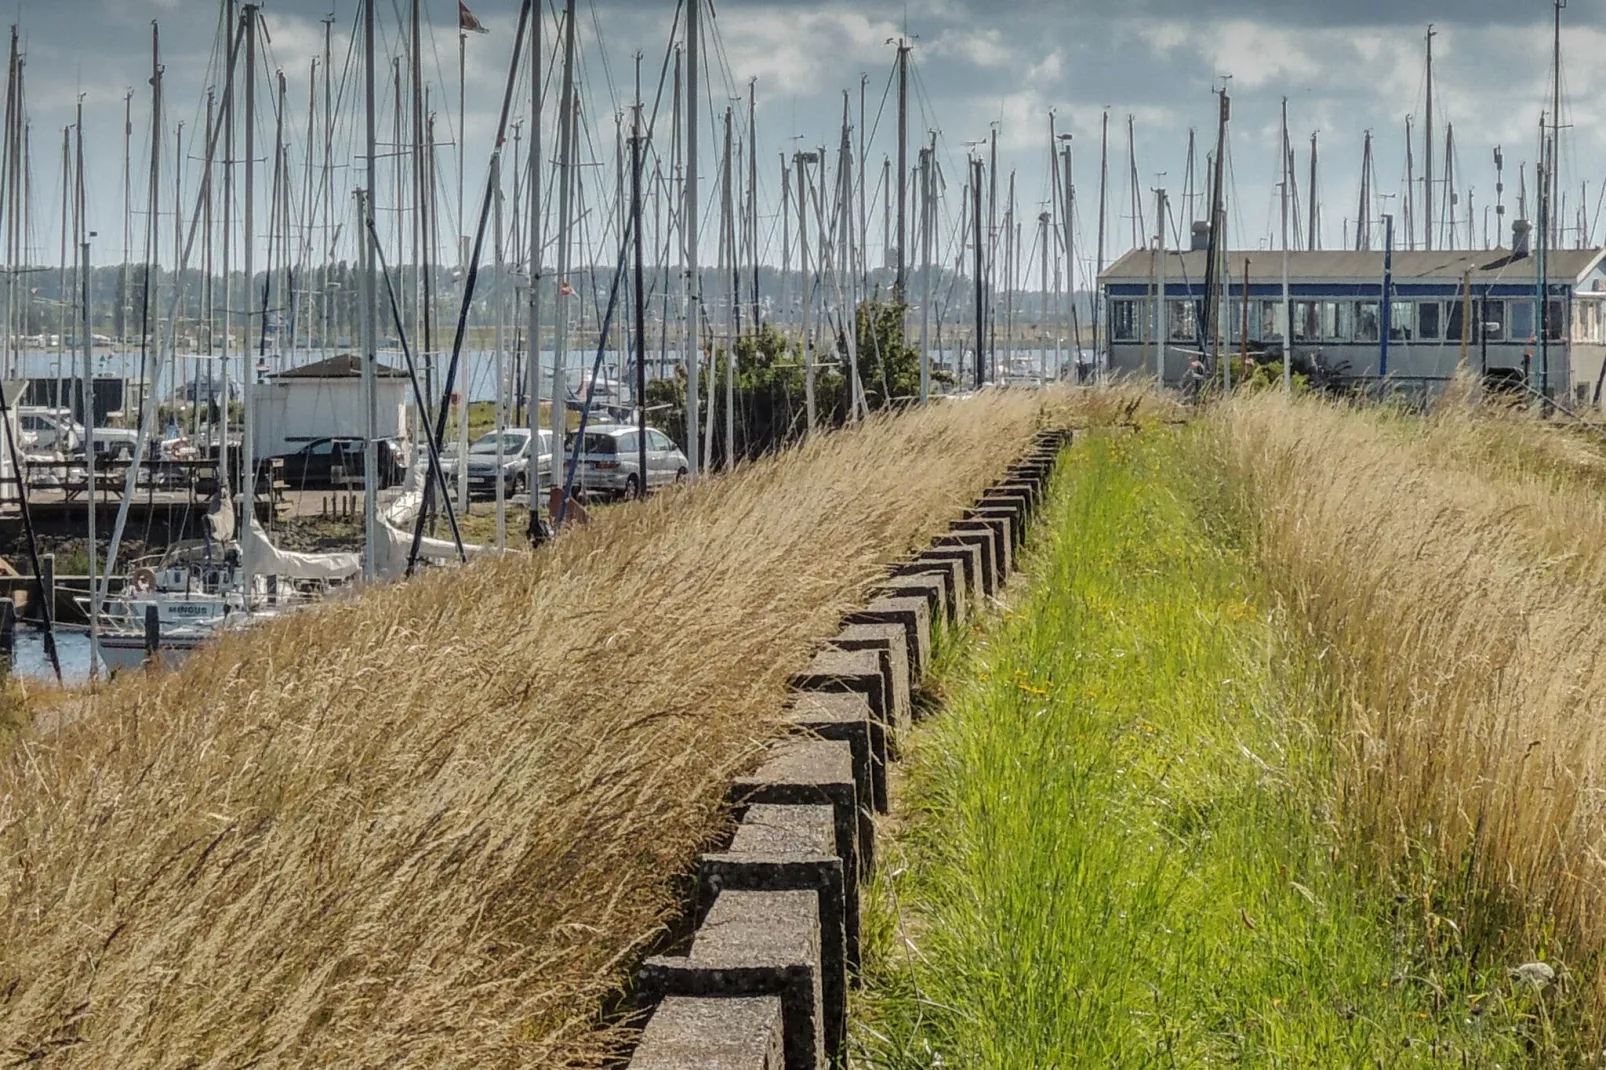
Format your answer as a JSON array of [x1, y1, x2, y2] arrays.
[[563, 424, 688, 500], [462, 428, 552, 498], [278, 436, 407, 489]]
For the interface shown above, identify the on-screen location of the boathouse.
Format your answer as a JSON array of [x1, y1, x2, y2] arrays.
[[250, 354, 411, 460], [1098, 228, 1606, 405]]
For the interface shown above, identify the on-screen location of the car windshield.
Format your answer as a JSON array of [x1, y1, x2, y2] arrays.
[[469, 432, 526, 455]]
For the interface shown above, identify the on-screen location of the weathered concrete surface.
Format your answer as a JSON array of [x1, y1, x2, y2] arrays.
[[870, 574, 944, 641], [700, 805, 847, 1056], [993, 477, 1042, 510], [933, 528, 997, 597], [966, 503, 1025, 550], [952, 517, 1012, 583], [628, 996, 787, 1069], [890, 557, 966, 626], [845, 595, 931, 680], [970, 492, 1027, 536], [916, 542, 982, 607], [785, 692, 880, 829], [731, 741, 862, 952], [792, 648, 888, 734], [639, 890, 824, 1070], [828, 622, 912, 744]]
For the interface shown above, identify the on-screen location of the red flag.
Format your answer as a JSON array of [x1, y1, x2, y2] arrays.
[[458, 1, 489, 34]]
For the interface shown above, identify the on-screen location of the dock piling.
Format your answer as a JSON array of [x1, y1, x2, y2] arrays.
[[41, 553, 54, 623], [144, 604, 161, 665], [0, 598, 15, 669]]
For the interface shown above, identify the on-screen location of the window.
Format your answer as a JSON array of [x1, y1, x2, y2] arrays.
[[1446, 299, 1465, 342], [1110, 299, 1138, 342], [1258, 300, 1286, 341], [1389, 301, 1415, 341], [1317, 301, 1341, 342], [1335, 302, 1356, 342], [1292, 301, 1317, 342], [1510, 300, 1535, 342], [1481, 300, 1506, 341], [617, 432, 639, 455], [1547, 298, 1567, 341], [1575, 301, 1597, 344], [1418, 302, 1441, 341], [1168, 299, 1197, 342], [1355, 302, 1380, 342], [648, 430, 671, 451], [310, 440, 335, 457]]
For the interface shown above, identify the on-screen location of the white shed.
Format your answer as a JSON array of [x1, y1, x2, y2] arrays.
[[251, 354, 411, 459]]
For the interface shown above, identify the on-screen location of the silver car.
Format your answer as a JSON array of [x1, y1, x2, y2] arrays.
[[564, 425, 689, 500], [464, 428, 553, 498]]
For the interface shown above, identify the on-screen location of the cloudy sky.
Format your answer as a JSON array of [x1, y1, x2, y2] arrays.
[[10, 0, 1600, 288]]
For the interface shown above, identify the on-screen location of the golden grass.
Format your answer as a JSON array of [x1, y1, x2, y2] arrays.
[[1212, 390, 1606, 1026], [0, 389, 1137, 1068]]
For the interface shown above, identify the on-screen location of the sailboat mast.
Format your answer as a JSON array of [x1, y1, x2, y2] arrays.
[[360, 0, 380, 577], [1308, 132, 1318, 251], [722, 105, 735, 459], [141, 25, 163, 428], [1126, 115, 1142, 250], [550, 0, 577, 506], [1093, 110, 1108, 373], [240, 4, 258, 603], [55, 126, 65, 398], [321, 15, 333, 359], [1356, 131, 1372, 250], [918, 141, 930, 401], [221, 0, 235, 494], [121, 86, 131, 363], [632, 58, 646, 497], [894, 38, 908, 304], [748, 80, 759, 330], [683, 0, 701, 476], [1404, 117, 1414, 250], [1424, 24, 1434, 251], [76, 101, 95, 677], [1551, 0, 1563, 250], [1280, 97, 1292, 393], [525, 0, 543, 541]]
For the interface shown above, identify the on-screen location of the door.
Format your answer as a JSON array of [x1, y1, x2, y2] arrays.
[[616, 431, 641, 493], [648, 429, 678, 486]]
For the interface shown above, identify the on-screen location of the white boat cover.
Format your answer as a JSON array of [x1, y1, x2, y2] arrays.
[[244, 519, 363, 582], [372, 490, 488, 577]]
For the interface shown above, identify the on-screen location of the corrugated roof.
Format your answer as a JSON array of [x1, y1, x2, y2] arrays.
[[1099, 247, 1606, 284]]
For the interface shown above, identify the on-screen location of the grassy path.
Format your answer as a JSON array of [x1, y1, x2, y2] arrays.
[[854, 431, 1543, 1067]]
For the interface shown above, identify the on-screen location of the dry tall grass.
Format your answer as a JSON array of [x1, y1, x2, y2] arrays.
[[0, 390, 1130, 1069], [1213, 391, 1606, 1025]]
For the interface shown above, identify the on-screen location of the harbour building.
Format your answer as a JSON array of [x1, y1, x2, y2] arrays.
[[1098, 224, 1606, 405]]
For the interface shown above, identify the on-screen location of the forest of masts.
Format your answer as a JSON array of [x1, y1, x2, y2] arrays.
[[0, 3, 1587, 472]]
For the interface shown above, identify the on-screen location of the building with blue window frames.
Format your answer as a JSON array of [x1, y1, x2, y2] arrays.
[[1098, 240, 1606, 404]]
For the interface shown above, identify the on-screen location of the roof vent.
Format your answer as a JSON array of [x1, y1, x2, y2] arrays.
[[1512, 219, 1532, 259]]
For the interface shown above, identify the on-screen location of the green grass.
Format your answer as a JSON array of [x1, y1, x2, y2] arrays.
[[853, 431, 1557, 1067]]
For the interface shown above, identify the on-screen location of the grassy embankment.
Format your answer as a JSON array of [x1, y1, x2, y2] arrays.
[[855, 420, 1576, 1066], [0, 390, 1088, 1068]]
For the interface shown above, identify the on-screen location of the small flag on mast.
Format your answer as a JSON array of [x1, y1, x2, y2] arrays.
[[458, 1, 489, 34]]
